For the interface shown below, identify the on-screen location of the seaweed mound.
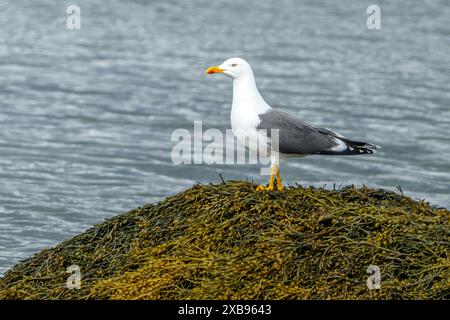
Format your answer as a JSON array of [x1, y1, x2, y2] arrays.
[[0, 181, 448, 300]]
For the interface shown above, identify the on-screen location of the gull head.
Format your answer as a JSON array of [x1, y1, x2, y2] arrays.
[[206, 57, 252, 79]]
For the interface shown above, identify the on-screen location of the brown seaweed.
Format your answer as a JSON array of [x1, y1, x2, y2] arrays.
[[0, 181, 448, 299]]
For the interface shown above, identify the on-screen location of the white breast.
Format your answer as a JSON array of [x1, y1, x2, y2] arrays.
[[230, 71, 272, 155], [230, 102, 261, 131]]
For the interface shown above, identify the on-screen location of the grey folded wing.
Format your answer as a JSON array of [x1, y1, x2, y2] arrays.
[[256, 109, 337, 155]]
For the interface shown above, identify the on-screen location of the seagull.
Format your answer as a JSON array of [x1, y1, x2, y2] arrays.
[[206, 57, 379, 191]]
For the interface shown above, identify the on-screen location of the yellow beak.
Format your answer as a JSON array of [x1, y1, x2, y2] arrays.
[[205, 66, 224, 75]]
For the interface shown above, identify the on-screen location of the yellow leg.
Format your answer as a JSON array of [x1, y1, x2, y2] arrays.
[[256, 165, 279, 191], [268, 172, 275, 190], [276, 170, 283, 191]]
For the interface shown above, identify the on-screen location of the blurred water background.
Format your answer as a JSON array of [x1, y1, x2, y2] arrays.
[[0, 0, 449, 274]]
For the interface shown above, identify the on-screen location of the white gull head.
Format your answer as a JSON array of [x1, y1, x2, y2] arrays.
[[215, 57, 253, 80]]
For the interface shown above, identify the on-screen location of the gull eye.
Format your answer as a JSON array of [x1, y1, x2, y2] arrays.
[[231, 63, 238, 67]]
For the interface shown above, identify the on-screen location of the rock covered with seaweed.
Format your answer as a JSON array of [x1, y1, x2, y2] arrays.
[[0, 181, 448, 299]]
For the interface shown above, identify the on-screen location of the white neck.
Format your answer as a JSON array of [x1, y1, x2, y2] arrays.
[[232, 71, 271, 115]]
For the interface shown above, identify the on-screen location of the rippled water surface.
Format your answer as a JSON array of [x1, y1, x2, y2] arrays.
[[0, 0, 449, 274]]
